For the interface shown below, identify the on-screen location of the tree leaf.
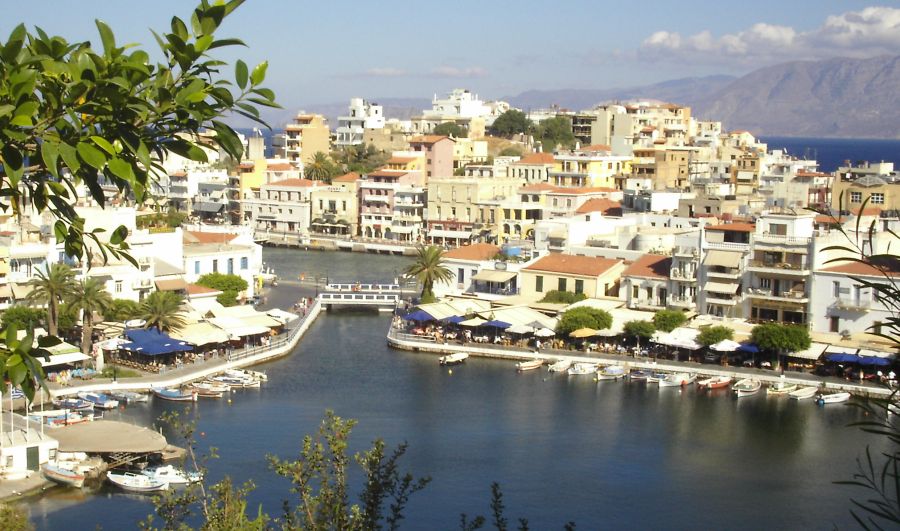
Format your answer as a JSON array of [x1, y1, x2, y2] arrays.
[[77, 141, 107, 170], [58, 142, 81, 173], [109, 225, 129, 245], [249, 60, 267, 86], [91, 135, 116, 156], [107, 157, 136, 183], [95, 19, 116, 55], [235, 59, 248, 90], [41, 140, 60, 178]]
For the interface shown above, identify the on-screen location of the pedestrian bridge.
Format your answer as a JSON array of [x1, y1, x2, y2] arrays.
[[318, 283, 405, 309]]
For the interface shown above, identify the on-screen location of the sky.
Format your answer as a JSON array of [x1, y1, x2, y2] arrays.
[[1, 1, 899, 121]]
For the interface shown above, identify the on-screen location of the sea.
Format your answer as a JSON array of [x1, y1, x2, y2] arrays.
[[25, 249, 895, 530]]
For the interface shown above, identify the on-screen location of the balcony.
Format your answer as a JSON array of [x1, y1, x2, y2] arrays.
[[673, 246, 698, 258], [132, 278, 153, 290], [705, 241, 749, 252], [744, 288, 808, 303], [753, 233, 812, 246], [832, 298, 872, 312], [668, 295, 694, 308], [705, 295, 739, 306], [633, 298, 665, 310], [670, 269, 696, 282], [747, 260, 809, 276], [706, 267, 741, 280], [394, 200, 424, 208], [363, 194, 390, 203]]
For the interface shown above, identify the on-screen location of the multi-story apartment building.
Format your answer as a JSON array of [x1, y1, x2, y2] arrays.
[[831, 162, 899, 213], [810, 261, 896, 337], [550, 145, 631, 189], [622, 254, 672, 311], [243, 178, 324, 235], [630, 147, 702, 191], [427, 173, 524, 245], [411, 89, 506, 137], [358, 169, 424, 240], [697, 222, 752, 318], [309, 172, 360, 237], [272, 113, 330, 165], [182, 229, 262, 300], [335, 98, 385, 147], [508, 153, 556, 184], [408, 136, 454, 179], [580, 102, 692, 156], [668, 232, 700, 311]]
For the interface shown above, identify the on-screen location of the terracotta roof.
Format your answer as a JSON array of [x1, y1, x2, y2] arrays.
[[386, 156, 418, 164], [184, 231, 238, 244], [186, 283, 222, 295], [524, 254, 622, 277], [442, 243, 500, 261], [267, 178, 319, 188], [267, 163, 297, 172], [821, 261, 900, 278], [332, 172, 360, 183], [575, 198, 622, 216], [622, 254, 671, 280], [815, 214, 838, 224], [515, 153, 555, 165], [239, 162, 255, 170], [706, 223, 755, 233], [170, 171, 187, 178], [577, 144, 612, 152], [409, 135, 454, 145], [520, 183, 557, 192], [852, 206, 882, 216], [367, 170, 408, 178]]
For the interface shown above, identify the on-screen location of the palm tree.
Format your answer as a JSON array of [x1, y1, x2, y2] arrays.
[[69, 278, 113, 355], [305, 151, 334, 182], [140, 291, 187, 333], [404, 246, 453, 303], [27, 263, 76, 336]]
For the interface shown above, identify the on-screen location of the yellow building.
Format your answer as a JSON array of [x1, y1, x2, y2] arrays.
[[310, 172, 360, 236], [520, 253, 624, 299], [275, 113, 331, 165], [452, 137, 489, 169], [550, 145, 632, 189], [831, 172, 900, 213], [426, 174, 524, 245]]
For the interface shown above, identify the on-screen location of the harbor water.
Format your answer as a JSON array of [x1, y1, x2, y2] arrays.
[[27, 249, 894, 529]]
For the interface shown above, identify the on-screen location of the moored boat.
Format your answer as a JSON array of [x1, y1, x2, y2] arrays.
[[225, 368, 267, 382], [107, 471, 168, 492], [627, 370, 649, 381], [152, 388, 197, 402], [767, 382, 799, 396], [659, 373, 696, 387], [547, 359, 572, 373], [77, 392, 119, 410], [516, 359, 545, 371], [191, 381, 231, 394], [647, 372, 670, 383], [141, 465, 202, 485], [788, 386, 818, 400], [30, 409, 93, 427], [210, 375, 259, 388], [816, 391, 851, 405], [697, 376, 732, 390], [52, 398, 95, 412], [188, 386, 224, 399], [567, 362, 596, 376], [439, 353, 469, 366], [109, 391, 149, 404], [732, 378, 762, 397], [43, 463, 85, 488], [596, 365, 626, 380]]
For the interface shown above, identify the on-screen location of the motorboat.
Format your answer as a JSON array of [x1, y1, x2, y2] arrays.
[[109, 391, 149, 404], [567, 362, 596, 376], [188, 386, 224, 399], [210, 375, 259, 388], [767, 382, 799, 396], [697, 376, 733, 390], [596, 365, 626, 380], [52, 398, 95, 413], [42, 463, 85, 488], [547, 359, 572, 373], [152, 388, 198, 402], [732, 378, 762, 398], [627, 370, 649, 381], [816, 391, 852, 405], [30, 409, 93, 427], [107, 471, 168, 493], [190, 381, 231, 394], [789, 386, 818, 400], [647, 372, 670, 383], [141, 465, 202, 485], [225, 368, 267, 382], [659, 373, 696, 387], [516, 359, 545, 371], [77, 392, 119, 410], [439, 353, 469, 366]]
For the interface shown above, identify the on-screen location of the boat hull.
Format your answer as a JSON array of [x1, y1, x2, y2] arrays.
[[516, 360, 544, 371], [732, 379, 762, 397], [816, 392, 851, 405], [43, 464, 85, 488], [789, 387, 818, 400], [152, 389, 197, 402], [107, 472, 168, 492]]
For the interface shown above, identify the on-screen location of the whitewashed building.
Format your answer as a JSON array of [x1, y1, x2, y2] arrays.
[[336, 98, 385, 147]]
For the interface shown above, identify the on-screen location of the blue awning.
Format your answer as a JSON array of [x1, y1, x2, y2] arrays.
[[483, 319, 512, 329], [738, 343, 759, 353], [858, 356, 892, 366], [122, 328, 194, 356], [441, 315, 466, 324], [825, 353, 859, 363], [403, 310, 434, 322]]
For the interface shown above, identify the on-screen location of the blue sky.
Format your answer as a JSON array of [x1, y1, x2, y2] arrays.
[[1, 1, 898, 115]]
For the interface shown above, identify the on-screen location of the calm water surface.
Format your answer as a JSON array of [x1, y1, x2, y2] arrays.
[[28, 249, 891, 529]]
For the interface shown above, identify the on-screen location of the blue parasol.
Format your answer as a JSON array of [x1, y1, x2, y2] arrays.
[[825, 352, 860, 363], [858, 356, 892, 366], [403, 309, 434, 322], [738, 343, 759, 353], [483, 319, 512, 329], [441, 315, 466, 324]]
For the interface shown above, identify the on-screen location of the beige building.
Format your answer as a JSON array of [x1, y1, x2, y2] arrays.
[[508, 153, 556, 184], [550, 145, 632, 189], [631, 147, 701, 190], [831, 171, 900, 213], [520, 253, 624, 299], [426, 174, 524, 245], [273, 113, 330, 165], [310, 172, 359, 237]]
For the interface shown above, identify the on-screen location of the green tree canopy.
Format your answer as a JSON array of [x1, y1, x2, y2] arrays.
[[332, 143, 387, 175], [305, 151, 338, 182], [556, 307, 613, 336], [103, 299, 142, 322], [404, 246, 452, 304], [69, 277, 113, 354], [697, 325, 734, 347], [623, 320, 656, 340], [197, 272, 248, 307], [140, 291, 187, 333], [539, 290, 587, 304], [653, 310, 687, 332], [0, 306, 45, 330], [498, 146, 524, 157], [489, 110, 531, 137], [26, 263, 76, 336], [535, 116, 575, 152], [432, 122, 467, 138], [750, 323, 811, 353]]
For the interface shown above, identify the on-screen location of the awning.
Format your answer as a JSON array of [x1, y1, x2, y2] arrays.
[[548, 229, 567, 240], [155, 278, 188, 291], [472, 270, 516, 283], [194, 202, 224, 213], [705, 281, 739, 294], [266, 308, 300, 324], [506, 324, 535, 334], [703, 250, 742, 268], [389, 226, 415, 234], [710, 339, 742, 352], [122, 328, 193, 356], [0, 284, 11, 299], [11, 283, 33, 300], [460, 317, 487, 327], [39, 352, 91, 367], [170, 322, 230, 346], [403, 310, 434, 322], [788, 342, 828, 360], [429, 229, 472, 239], [209, 317, 270, 337]]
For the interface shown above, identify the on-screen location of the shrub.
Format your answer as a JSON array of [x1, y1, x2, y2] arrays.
[[653, 310, 687, 332]]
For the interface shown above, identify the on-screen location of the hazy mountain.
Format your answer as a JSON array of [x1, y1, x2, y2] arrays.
[[303, 97, 431, 125], [696, 55, 900, 138]]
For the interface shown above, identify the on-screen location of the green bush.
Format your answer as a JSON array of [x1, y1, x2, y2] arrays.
[[539, 290, 587, 304], [623, 320, 656, 340], [653, 310, 687, 332], [697, 325, 734, 346], [0, 306, 45, 330], [556, 307, 612, 336]]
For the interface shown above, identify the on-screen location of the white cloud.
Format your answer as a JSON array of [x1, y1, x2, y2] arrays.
[[429, 66, 488, 78], [638, 6, 900, 65], [364, 67, 408, 77]]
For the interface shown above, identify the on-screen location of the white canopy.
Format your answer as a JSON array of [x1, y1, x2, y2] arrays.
[[654, 327, 702, 350], [209, 317, 271, 337], [267, 308, 300, 324], [709, 339, 742, 352], [506, 324, 535, 334], [39, 352, 91, 367], [170, 322, 231, 346], [534, 328, 556, 337], [788, 342, 828, 360], [460, 317, 487, 327]]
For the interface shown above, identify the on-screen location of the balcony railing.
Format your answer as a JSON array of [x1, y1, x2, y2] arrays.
[[633, 298, 665, 310], [745, 288, 808, 301], [670, 269, 696, 280], [832, 298, 872, 311], [673, 246, 698, 258], [363, 195, 390, 203], [747, 260, 808, 272], [668, 295, 694, 307], [754, 233, 812, 246], [705, 295, 739, 305], [705, 241, 749, 251]]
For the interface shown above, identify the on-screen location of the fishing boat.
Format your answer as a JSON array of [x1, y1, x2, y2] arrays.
[[516, 359, 545, 371], [767, 382, 799, 396], [141, 465, 202, 485], [439, 353, 469, 366], [596, 365, 626, 380], [547, 359, 572, 373], [225, 368, 267, 382], [51, 398, 95, 413], [816, 391, 851, 405], [567, 362, 596, 376], [210, 375, 259, 388], [29, 409, 93, 428], [647, 372, 670, 383], [627, 370, 649, 381], [188, 386, 224, 399], [697, 376, 733, 390], [732, 378, 762, 398], [76, 392, 119, 410], [109, 391, 149, 404], [42, 463, 85, 488], [152, 388, 197, 402], [788, 386, 818, 400], [107, 471, 168, 493], [659, 373, 696, 387], [190, 381, 231, 394]]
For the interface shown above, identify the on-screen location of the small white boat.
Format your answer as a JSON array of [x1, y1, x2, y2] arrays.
[[43, 463, 85, 488], [516, 359, 545, 371], [627, 370, 649, 381], [152, 388, 198, 402], [659, 373, 696, 387], [52, 398, 94, 412], [210, 375, 259, 388], [188, 386, 224, 399], [547, 359, 572, 373], [109, 391, 149, 404], [141, 465, 202, 485], [567, 362, 596, 376], [816, 391, 851, 405], [789, 386, 818, 400], [77, 392, 119, 410], [647, 372, 670, 383], [30, 409, 93, 427], [439, 353, 469, 366], [732, 378, 762, 397], [225, 368, 267, 382], [107, 471, 168, 492], [697, 376, 732, 390], [596, 365, 626, 380], [191, 381, 231, 394], [767, 382, 799, 396]]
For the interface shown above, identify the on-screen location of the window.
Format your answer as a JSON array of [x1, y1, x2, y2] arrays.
[[213, 259, 218, 273], [632, 285, 639, 298], [535, 275, 543, 293], [575, 279, 584, 294], [241, 257, 248, 270], [830, 316, 840, 333], [195, 261, 200, 274], [114, 280, 122, 293], [850, 191, 862, 203], [227, 258, 234, 274], [558, 277, 566, 291], [874, 321, 883, 335], [871, 193, 885, 205], [761, 278, 771, 289], [342, 200, 347, 212], [833, 281, 840, 297], [458, 268, 465, 283]]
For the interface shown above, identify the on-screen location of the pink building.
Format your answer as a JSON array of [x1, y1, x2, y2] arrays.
[[359, 169, 424, 240], [409, 136, 454, 179]]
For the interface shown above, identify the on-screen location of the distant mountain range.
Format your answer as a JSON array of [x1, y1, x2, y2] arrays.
[[282, 55, 900, 139]]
